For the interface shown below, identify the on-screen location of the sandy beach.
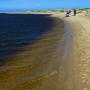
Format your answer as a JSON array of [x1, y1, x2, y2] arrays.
[[0, 12, 90, 90], [66, 14, 90, 90]]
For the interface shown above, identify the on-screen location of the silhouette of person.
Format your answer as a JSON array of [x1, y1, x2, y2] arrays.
[[74, 9, 76, 16]]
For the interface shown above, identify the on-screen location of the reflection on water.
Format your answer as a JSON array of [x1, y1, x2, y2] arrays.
[[0, 14, 54, 61]]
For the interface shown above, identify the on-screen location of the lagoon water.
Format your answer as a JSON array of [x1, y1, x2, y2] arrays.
[[0, 14, 54, 62], [0, 13, 67, 90]]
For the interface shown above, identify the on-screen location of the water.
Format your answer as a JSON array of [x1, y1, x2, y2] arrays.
[[0, 14, 54, 62], [0, 14, 70, 90]]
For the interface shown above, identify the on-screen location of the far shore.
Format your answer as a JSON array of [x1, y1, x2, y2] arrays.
[[0, 8, 90, 17]]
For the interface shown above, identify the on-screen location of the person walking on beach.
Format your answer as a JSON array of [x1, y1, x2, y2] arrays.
[[74, 9, 76, 16], [66, 10, 69, 17]]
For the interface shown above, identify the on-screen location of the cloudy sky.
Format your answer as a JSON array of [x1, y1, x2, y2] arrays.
[[0, 0, 90, 11]]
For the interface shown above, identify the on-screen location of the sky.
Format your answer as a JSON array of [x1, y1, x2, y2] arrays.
[[0, 0, 90, 11]]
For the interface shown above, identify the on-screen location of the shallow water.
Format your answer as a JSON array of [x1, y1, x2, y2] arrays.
[[0, 14, 68, 90]]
